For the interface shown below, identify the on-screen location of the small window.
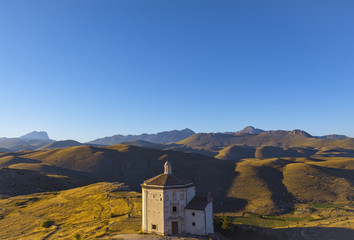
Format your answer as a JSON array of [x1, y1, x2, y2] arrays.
[[172, 206, 177, 212], [165, 194, 169, 201], [180, 194, 184, 200], [152, 224, 157, 230], [173, 193, 176, 200], [192, 212, 195, 216], [192, 222, 196, 226]]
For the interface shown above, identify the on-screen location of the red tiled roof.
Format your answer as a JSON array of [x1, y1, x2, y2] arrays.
[[184, 196, 209, 210], [143, 173, 193, 187]]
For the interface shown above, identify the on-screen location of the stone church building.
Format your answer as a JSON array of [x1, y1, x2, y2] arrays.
[[141, 161, 214, 236]]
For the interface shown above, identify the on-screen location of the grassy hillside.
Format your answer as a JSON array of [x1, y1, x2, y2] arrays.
[[215, 145, 255, 161], [0, 144, 353, 217], [0, 145, 238, 208], [0, 144, 353, 240], [37, 140, 83, 150], [226, 157, 354, 215], [0, 182, 141, 240], [0, 182, 353, 240]]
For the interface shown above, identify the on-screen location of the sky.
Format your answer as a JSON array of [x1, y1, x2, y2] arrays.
[[0, 0, 353, 142]]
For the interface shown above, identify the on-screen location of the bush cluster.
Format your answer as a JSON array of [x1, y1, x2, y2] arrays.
[[41, 220, 54, 228]]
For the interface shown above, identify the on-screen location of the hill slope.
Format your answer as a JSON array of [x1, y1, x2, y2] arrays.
[[37, 140, 83, 150], [0, 182, 141, 240], [1, 145, 353, 215]]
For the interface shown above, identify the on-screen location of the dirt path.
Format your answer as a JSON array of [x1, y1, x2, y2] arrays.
[[109, 234, 207, 240]]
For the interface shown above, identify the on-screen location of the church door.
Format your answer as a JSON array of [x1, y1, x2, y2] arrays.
[[172, 221, 178, 234]]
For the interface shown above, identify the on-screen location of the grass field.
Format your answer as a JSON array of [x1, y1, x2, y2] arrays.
[[0, 182, 142, 240], [0, 181, 353, 240], [222, 201, 354, 229]]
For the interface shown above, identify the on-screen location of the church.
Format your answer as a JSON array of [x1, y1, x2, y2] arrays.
[[141, 161, 214, 236]]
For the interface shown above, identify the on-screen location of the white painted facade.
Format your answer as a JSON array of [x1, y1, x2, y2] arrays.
[[185, 209, 206, 235], [141, 161, 214, 236]]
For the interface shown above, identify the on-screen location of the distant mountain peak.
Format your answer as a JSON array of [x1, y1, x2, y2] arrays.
[[317, 134, 348, 140], [237, 126, 265, 135], [289, 129, 312, 137], [179, 128, 195, 134], [19, 131, 50, 140]]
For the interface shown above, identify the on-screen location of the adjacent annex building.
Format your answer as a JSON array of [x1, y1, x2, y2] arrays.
[[141, 161, 214, 236]]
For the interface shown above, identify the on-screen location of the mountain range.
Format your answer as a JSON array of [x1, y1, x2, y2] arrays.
[[0, 127, 351, 154], [87, 128, 196, 145]]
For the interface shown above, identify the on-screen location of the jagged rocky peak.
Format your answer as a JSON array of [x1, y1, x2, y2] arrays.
[[238, 126, 265, 135], [290, 129, 312, 137], [19, 131, 50, 140]]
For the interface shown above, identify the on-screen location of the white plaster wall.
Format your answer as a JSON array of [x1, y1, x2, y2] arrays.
[[186, 186, 196, 203], [163, 188, 188, 235], [142, 188, 164, 234], [185, 209, 206, 235], [205, 202, 214, 234], [142, 188, 147, 231]]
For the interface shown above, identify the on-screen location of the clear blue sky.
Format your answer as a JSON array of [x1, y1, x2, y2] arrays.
[[1, 0, 353, 142]]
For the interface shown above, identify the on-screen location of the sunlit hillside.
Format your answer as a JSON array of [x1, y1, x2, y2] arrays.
[[0, 144, 353, 216], [0, 182, 141, 240]]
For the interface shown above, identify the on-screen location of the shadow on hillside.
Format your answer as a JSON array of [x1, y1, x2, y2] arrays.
[[97, 146, 244, 209], [214, 197, 248, 213], [313, 165, 354, 185], [306, 157, 326, 162], [0, 154, 98, 184], [102, 145, 248, 213], [219, 226, 354, 240], [0, 156, 42, 168], [0, 168, 89, 197], [173, 158, 248, 213], [258, 166, 295, 214]]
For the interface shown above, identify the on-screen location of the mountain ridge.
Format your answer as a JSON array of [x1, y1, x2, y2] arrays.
[[87, 128, 195, 145]]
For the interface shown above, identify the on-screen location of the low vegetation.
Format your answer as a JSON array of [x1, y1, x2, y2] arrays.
[[0, 182, 142, 240], [41, 220, 54, 228]]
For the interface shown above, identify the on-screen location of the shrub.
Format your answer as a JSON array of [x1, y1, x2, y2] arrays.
[[41, 220, 54, 228], [221, 216, 232, 231], [13, 201, 24, 206]]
